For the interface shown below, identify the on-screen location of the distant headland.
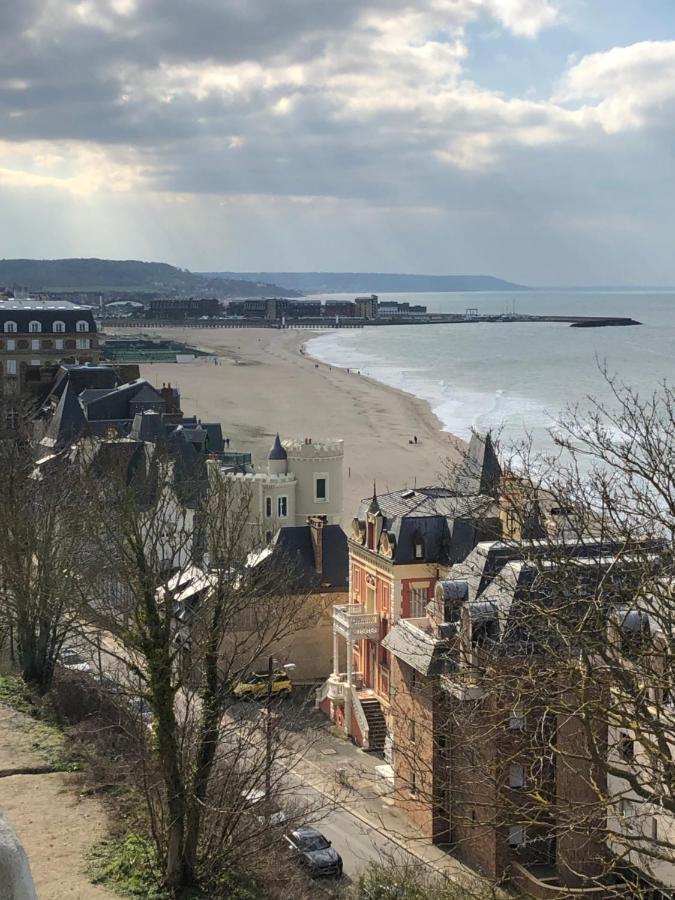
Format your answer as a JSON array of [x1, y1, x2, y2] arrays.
[[204, 271, 528, 293]]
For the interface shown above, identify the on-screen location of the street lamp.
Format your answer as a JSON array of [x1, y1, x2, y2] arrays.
[[265, 657, 295, 802]]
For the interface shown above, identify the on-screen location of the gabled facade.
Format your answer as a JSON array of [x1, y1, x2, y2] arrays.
[[317, 433, 503, 755]]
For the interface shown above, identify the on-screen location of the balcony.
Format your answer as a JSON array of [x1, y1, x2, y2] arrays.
[[333, 604, 380, 640], [440, 670, 483, 701], [320, 671, 365, 704]]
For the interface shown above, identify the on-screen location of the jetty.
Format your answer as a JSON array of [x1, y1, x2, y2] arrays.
[[98, 313, 641, 330]]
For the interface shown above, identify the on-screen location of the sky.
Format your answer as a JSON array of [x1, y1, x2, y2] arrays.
[[1, 1, 675, 285]]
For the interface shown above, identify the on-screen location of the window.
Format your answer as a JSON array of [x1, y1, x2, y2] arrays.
[[410, 769, 417, 797], [265, 530, 273, 543], [410, 720, 416, 741], [409, 587, 428, 618], [265, 496, 272, 518], [618, 733, 634, 763], [277, 496, 288, 518], [31, 339, 40, 350], [6, 339, 15, 351], [30, 359, 40, 367], [508, 825, 526, 847], [53, 321, 65, 333], [4, 321, 17, 333], [315, 475, 328, 501], [6, 360, 16, 376], [29, 321, 41, 333], [509, 764, 525, 788], [414, 539, 424, 559], [76, 320, 89, 332], [76, 337, 90, 350], [55, 339, 64, 350]]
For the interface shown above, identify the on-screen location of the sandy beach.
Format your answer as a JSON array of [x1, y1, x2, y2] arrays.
[[109, 326, 463, 525]]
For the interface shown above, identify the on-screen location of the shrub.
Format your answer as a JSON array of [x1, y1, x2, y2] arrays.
[[357, 864, 496, 900], [87, 833, 170, 899]]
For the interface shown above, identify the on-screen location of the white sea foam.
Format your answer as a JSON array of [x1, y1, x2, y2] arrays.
[[305, 291, 674, 454]]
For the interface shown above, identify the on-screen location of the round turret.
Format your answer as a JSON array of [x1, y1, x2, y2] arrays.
[[268, 433, 288, 475]]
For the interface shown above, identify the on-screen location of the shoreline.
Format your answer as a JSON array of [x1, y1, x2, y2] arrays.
[[109, 325, 463, 525]]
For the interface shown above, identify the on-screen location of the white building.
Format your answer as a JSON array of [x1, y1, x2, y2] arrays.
[[208, 434, 344, 544]]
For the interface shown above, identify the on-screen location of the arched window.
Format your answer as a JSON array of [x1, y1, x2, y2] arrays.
[[29, 321, 41, 333], [53, 321, 66, 333], [4, 321, 17, 333], [76, 320, 89, 332]]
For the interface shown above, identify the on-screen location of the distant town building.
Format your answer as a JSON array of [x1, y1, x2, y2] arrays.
[[146, 297, 221, 320], [0, 299, 99, 396], [354, 294, 379, 319], [377, 300, 427, 317], [324, 300, 357, 319]]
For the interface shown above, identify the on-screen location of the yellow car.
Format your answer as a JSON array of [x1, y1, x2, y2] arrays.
[[231, 670, 293, 700]]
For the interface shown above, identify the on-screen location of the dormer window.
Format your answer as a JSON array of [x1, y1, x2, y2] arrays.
[[76, 320, 89, 333], [4, 321, 17, 333], [53, 321, 66, 333], [413, 531, 424, 560], [29, 321, 41, 333]]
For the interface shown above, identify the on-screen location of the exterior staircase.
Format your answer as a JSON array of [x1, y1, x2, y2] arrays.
[[359, 697, 386, 753]]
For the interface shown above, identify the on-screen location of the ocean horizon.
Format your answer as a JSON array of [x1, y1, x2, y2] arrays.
[[306, 290, 675, 455]]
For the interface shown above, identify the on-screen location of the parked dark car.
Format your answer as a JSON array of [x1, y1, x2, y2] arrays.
[[284, 827, 342, 878]]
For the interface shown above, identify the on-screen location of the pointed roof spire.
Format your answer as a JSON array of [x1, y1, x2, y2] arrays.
[[368, 480, 380, 513], [268, 433, 288, 460], [45, 380, 87, 448]]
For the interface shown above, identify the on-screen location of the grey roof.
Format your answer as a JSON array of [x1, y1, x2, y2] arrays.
[[253, 525, 348, 592], [202, 422, 224, 453], [355, 487, 500, 565], [130, 410, 165, 444], [0, 303, 96, 332], [84, 379, 163, 420], [43, 380, 87, 448], [443, 541, 521, 602], [50, 364, 119, 401], [0, 299, 80, 310], [451, 432, 502, 498], [381, 619, 448, 676], [268, 433, 287, 460]]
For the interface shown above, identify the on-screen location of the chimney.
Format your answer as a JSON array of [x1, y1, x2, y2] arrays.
[[308, 515, 325, 575]]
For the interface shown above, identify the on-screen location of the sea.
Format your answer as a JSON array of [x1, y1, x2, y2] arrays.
[[305, 291, 675, 456]]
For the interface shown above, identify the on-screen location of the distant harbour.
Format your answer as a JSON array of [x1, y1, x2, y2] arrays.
[[305, 290, 674, 455]]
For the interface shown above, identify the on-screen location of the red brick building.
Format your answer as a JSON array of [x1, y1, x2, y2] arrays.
[[317, 433, 502, 754]]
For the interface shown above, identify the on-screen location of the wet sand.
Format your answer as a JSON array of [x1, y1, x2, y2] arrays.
[[109, 326, 463, 525]]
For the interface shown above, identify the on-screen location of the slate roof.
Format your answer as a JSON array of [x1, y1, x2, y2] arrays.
[[381, 619, 448, 676], [268, 433, 287, 460], [354, 487, 500, 566], [0, 301, 97, 333], [201, 422, 224, 453], [42, 380, 87, 448], [50, 364, 119, 401], [451, 432, 502, 498], [253, 525, 349, 593], [130, 410, 165, 444], [83, 379, 163, 420]]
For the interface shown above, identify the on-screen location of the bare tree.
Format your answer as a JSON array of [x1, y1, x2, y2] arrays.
[[0, 398, 90, 692], [77, 444, 325, 895], [386, 376, 675, 897]]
